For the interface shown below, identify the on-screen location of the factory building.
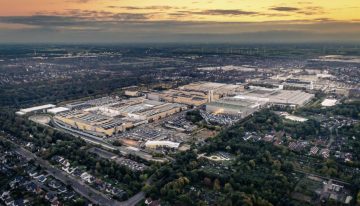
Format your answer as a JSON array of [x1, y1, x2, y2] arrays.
[[283, 79, 314, 90], [179, 82, 244, 96], [54, 110, 133, 137], [47, 107, 70, 115], [234, 87, 314, 108], [16, 104, 56, 116], [85, 98, 186, 121], [53, 97, 186, 137], [124, 90, 141, 97], [147, 90, 209, 106], [147, 82, 244, 106], [206, 97, 265, 118]]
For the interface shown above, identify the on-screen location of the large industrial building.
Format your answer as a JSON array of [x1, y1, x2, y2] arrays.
[[53, 97, 186, 137], [84, 97, 186, 121], [16, 104, 56, 116], [206, 97, 265, 118], [283, 79, 314, 90], [147, 89, 208, 106], [204, 86, 314, 120], [54, 110, 133, 137], [22, 82, 314, 138], [179, 82, 244, 96], [147, 82, 244, 106], [47, 107, 70, 115], [233, 87, 314, 108]]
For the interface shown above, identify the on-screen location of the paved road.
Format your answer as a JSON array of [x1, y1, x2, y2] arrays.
[[294, 169, 350, 185], [12, 143, 120, 205], [1, 136, 145, 206], [121, 192, 145, 206]]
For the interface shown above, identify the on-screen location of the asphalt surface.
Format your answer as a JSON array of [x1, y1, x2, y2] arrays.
[[13, 144, 121, 205]]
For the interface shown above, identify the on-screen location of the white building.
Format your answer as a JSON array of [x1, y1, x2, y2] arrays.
[[233, 87, 314, 108], [321, 99, 337, 107], [47, 107, 70, 114], [16, 104, 56, 116], [206, 97, 265, 118], [145, 141, 180, 149], [284, 115, 308, 122]]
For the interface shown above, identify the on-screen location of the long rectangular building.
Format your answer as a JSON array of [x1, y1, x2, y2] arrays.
[[16, 104, 56, 116], [206, 97, 265, 118], [147, 82, 244, 106], [233, 87, 314, 108], [54, 97, 186, 137], [54, 110, 132, 137]]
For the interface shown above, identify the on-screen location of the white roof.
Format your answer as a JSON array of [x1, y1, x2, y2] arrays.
[[321, 99, 337, 107], [16, 111, 26, 116], [145, 140, 180, 148], [126, 146, 140, 151], [20, 104, 56, 113], [284, 115, 308, 122], [47, 107, 70, 114]]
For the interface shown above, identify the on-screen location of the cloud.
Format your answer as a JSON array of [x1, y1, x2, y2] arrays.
[[1, 27, 359, 44], [0, 15, 82, 27], [39, 9, 152, 20], [194, 9, 258, 16], [108, 5, 181, 10], [112, 13, 150, 21], [297, 1, 313, 5], [270, 6, 325, 15], [108, 7, 259, 17], [270, 7, 300, 12], [0, 14, 359, 43], [0, 13, 152, 32], [167, 7, 322, 18]]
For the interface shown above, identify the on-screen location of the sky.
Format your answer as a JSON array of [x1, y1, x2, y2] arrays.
[[0, 0, 359, 43]]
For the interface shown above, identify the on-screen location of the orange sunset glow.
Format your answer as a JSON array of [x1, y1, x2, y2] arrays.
[[0, 0, 359, 43]]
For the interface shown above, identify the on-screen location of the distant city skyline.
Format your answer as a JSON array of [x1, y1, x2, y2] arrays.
[[0, 0, 359, 43]]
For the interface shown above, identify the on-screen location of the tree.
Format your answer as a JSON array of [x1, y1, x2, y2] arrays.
[[203, 177, 212, 188], [249, 160, 256, 168], [73, 198, 86, 206], [213, 178, 221, 191], [178, 194, 192, 205], [224, 183, 233, 193], [95, 162, 101, 172]]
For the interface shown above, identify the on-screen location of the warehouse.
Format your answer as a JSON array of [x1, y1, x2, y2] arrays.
[[16, 104, 56, 116], [147, 89, 209, 106], [283, 79, 314, 90], [147, 82, 244, 106], [53, 97, 186, 137], [86, 98, 186, 121], [234, 87, 314, 108], [54, 110, 133, 137], [206, 97, 265, 118], [47, 107, 70, 114], [179, 82, 244, 95]]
